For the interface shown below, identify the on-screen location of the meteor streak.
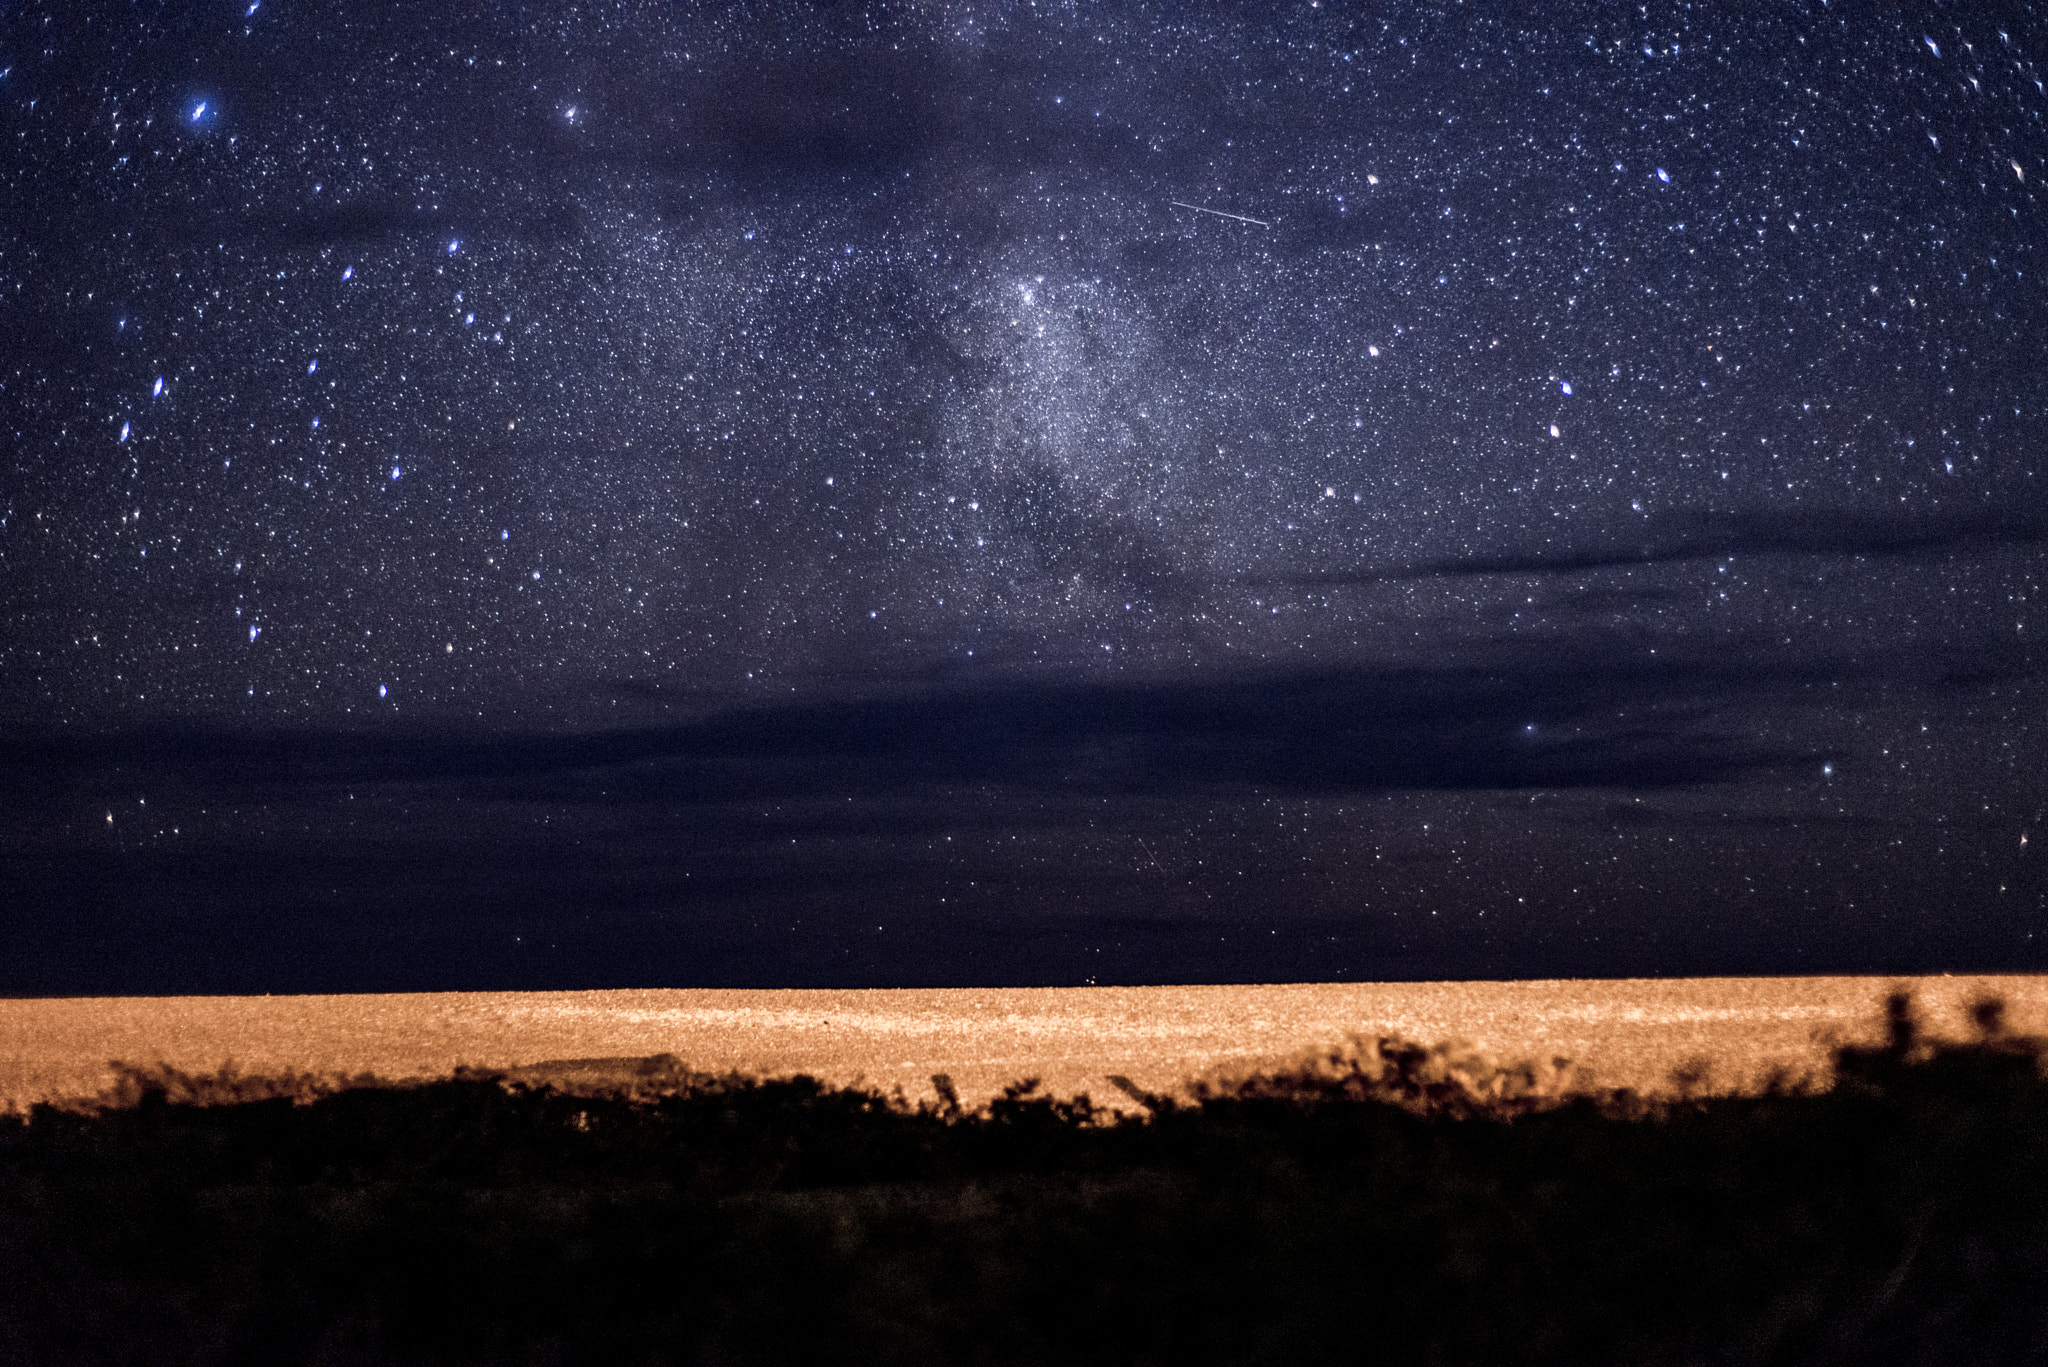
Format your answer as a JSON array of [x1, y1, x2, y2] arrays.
[[1169, 200, 1271, 227]]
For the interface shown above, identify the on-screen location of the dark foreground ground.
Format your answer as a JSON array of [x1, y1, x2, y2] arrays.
[[3, 994, 2045, 1365]]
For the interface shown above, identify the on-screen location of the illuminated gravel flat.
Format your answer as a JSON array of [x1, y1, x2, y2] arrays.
[[7, 976, 2045, 1114]]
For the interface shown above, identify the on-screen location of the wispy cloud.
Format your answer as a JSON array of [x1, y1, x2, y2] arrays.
[[1262, 506, 2048, 586]]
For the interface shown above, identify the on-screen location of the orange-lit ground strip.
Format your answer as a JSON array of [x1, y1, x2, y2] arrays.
[[5, 976, 2045, 1113]]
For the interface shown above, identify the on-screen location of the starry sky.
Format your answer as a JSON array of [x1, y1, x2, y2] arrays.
[[2, 0, 2043, 994]]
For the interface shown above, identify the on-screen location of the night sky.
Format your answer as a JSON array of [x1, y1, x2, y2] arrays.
[[2, 1, 2043, 995]]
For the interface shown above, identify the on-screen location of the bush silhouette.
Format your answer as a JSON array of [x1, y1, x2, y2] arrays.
[[2, 991, 2045, 1365]]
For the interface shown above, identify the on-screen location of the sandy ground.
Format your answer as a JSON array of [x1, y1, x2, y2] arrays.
[[5, 975, 2044, 1113]]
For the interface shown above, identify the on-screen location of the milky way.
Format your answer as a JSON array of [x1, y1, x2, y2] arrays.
[[1, 2, 2043, 991]]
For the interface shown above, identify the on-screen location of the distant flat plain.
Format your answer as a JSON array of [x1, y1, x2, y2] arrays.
[[5, 976, 2045, 1113]]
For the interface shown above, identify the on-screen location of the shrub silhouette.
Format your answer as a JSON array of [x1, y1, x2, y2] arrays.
[[2, 991, 2045, 1365], [78, 1059, 399, 1111], [1193, 1031, 1588, 1117]]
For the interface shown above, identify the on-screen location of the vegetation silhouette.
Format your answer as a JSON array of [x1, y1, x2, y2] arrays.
[[2, 991, 2045, 1364]]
